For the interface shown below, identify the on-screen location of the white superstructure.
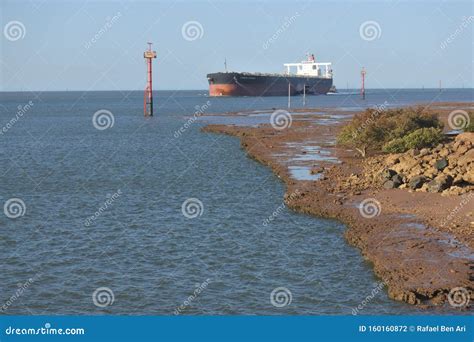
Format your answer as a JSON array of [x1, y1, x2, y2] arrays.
[[284, 54, 332, 78]]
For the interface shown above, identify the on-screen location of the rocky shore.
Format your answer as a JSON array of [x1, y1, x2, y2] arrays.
[[202, 102, 473, 309], [364, 133, 474, 196]]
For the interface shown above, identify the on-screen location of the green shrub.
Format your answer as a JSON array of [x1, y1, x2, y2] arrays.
[[381, 138, 406, 153], [337, 106, 443, 157], [464, 112, 474, 132], [382, 127, 444, 153]]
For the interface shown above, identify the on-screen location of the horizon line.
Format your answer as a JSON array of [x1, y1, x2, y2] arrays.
[[1, 87, 473, 93]]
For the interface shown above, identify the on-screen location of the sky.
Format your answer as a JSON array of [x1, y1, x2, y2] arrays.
[[1, 0, 473, 91]]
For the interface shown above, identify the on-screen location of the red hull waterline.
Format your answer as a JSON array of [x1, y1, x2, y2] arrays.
[[209, 84, 239, 96]]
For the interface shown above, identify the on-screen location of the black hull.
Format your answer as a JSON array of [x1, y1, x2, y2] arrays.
[[207, 72, 333, 96]]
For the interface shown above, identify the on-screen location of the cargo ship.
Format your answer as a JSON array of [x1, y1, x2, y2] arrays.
[[207, 54, 333, 97]]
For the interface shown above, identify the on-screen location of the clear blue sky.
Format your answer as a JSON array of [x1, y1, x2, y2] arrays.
[[1, 0, 472, 91]]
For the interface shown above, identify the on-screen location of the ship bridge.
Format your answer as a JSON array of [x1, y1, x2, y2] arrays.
[[284, 54, 332, 78]]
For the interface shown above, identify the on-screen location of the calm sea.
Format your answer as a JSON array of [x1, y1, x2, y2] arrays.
[[0, 89, 472, 315]]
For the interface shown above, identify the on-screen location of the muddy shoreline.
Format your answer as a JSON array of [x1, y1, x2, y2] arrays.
[[202, 102, 473, 309]]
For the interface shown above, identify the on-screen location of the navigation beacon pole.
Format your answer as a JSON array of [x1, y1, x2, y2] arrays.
[[361, 67, 366, 100], [144, 42, 157, 117]]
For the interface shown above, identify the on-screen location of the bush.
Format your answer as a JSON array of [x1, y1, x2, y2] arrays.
[[381, 137, 406, 153], [382, 127, 444, 153], [337, 106, 443, 157], [464, 112, 474, 132]]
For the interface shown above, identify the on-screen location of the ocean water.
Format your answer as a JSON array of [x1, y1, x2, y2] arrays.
[[0, 89, 472, 315]]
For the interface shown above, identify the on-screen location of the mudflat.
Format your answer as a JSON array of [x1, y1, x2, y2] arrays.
[[202, 102, 473, 308]]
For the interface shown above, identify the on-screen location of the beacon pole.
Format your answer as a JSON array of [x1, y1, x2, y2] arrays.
[[144, 42, 157, 117]]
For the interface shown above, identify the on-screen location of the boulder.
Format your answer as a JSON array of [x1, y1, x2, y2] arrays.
[[424, 167, 438, 179], [419, 148, 429, 157], [391, 174, 403, 187], [456, 145, 470, 156], [382, 169, 397, 180], [462, 164, 474, 184], [383, 180, 399, 189], [407, 164, 423, 178], [455, 132, 474, 145], [427, 175, 453, 193], [457, 149, 474, 167], [435, 158, 448, 171], [408, 176, 426, 190]]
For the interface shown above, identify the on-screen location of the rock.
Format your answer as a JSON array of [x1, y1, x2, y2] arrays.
[[453, 174, 464, 185], [391, 174, 403, 187], [409, 176, 426, 190], [407, 164, 423, 178], [424, 167, 438, 179], [375, 132, 471, 195], [382, 169, 397, 180], [311, 166, 324, 175], [458, 149, 474, 166], [455, 132, 474, 145], [399, 156, 419, 171], [427, 175, 453, 193], [439, 148, 450, 158], [419, 148, 429, 157], [427, 180, 442, 193], [442, 186, 465, 196], [456, 145, 470, 156], [435, 158, 448, 171], [385, 155, 400, 166], [462, 164, 474, 184], [383, 180, 399, 189]]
